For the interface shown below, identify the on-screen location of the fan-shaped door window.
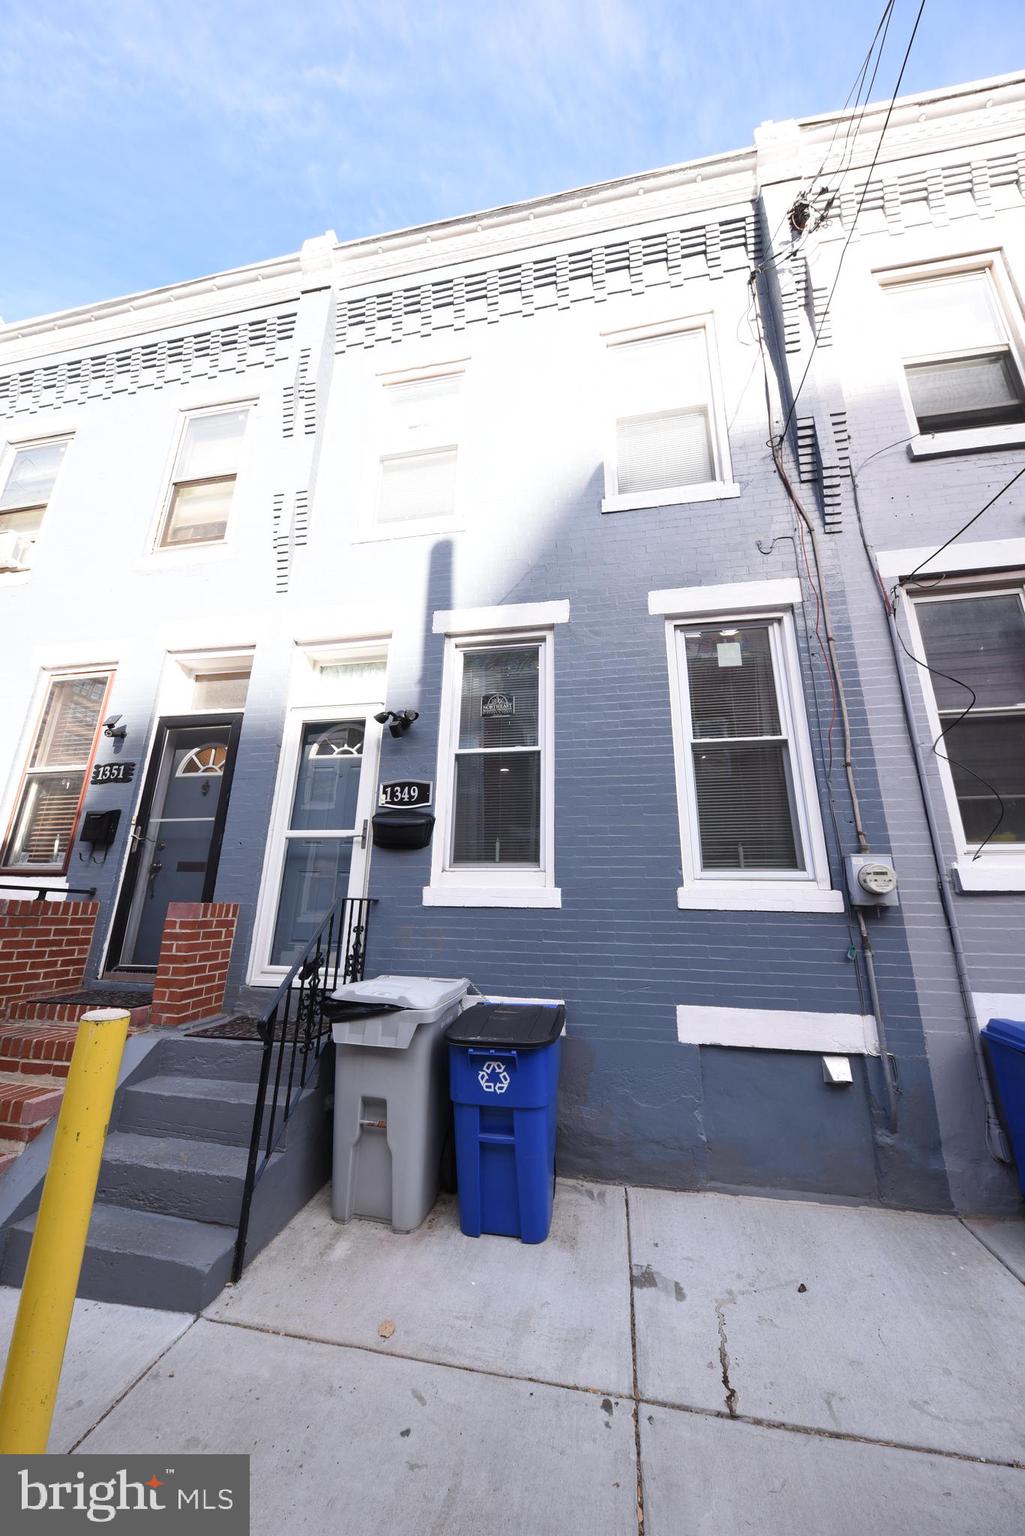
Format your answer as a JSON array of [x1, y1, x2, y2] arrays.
[[177, 742, 227, 776]]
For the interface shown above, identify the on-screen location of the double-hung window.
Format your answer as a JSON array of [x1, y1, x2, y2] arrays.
[[428, 611, 561, 907], [157, 406, 250, 549], [884, 267, 1025, 441], [0, 438, 69, 570], [603, 320, 736, 513], [374, 370, 463, 533], [912, 587, 1025, 853], [655, 583, 840, 912], [2, 671, 112, 871]]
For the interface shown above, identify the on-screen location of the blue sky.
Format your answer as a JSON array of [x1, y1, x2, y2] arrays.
[[1, 0, 1021, 321]]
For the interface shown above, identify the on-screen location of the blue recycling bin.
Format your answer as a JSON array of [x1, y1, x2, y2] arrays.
[[446, 1002, 564, 1243], [982, 1017, 1025, 1197]]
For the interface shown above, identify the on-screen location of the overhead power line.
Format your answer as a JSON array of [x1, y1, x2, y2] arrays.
[[777, 0, 927, 446]]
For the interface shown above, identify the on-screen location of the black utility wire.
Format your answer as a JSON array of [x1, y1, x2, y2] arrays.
[[777, 0, 927, 447]]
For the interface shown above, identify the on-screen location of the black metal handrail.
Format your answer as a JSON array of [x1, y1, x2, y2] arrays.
[[0, 882, 97, 900], [232, 895, 374, 1280]]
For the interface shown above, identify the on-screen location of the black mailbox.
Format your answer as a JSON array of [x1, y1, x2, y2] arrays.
[[80, 808, 121, 850], [371, 809, 435, 851]]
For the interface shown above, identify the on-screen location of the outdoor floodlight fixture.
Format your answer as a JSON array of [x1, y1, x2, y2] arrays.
[[375, 708, 420, 738]]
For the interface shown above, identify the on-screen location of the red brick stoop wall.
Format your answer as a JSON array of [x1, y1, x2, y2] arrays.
[[151, 902, 240, 1027], [0, 900, 99, 1006]]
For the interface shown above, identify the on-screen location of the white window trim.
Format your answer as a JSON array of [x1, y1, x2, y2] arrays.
[[901, 583, 1025, 892], [434, 600, 570, 636], [354, 360, 468, 544], [0, 431, 74, 580], [0, 663, 115, 877], [144, 398, 256, 562], [676, 1004, 879, 1055], [660, 592, 841, 914], [248, 699, 384, 989], [877, 251, 1025, 455], [876, 537, 1025, 581], [601, 313, 737, 514], [425, 627, 559, 909], [650, 579, 802, 618]]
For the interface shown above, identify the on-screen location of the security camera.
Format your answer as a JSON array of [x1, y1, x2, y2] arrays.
[[103, 714, 128, 739]]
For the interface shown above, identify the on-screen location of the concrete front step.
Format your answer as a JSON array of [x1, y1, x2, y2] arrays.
[[1, 1201, 237, 1312], [96, 1131, 274, 1225], [0, 1021, 80, 1078], [156, 1037, 265, 1084], [118, 1074, 265, 1147], [0, 1073, 64, 1141]]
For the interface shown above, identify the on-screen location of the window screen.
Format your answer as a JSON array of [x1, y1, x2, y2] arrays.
[[915, 593, 1025, 844]]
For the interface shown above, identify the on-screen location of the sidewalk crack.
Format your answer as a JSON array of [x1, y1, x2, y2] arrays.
[[624, 1186, 646, 1536], [715, 1305, 739, 1418]]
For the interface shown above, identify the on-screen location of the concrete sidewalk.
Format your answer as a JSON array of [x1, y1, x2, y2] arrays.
[[4, 1180, 1025, 1534]]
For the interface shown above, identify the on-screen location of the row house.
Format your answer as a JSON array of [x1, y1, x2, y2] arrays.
[[0, 70, 1023, 1235]]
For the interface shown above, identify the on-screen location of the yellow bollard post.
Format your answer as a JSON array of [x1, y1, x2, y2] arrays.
[[0, 1008, 129, 1453]]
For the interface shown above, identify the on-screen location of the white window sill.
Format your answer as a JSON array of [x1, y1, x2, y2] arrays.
[[602, 481, 741, 514], [677, 883, 845, 914], [423, 886, 562, 909], [908, 424, 1025, 459], [135, 544, 234, 572], [352, 520, 465, 545], [0, 568, 31, 585], [953, 858, 1025, 893]]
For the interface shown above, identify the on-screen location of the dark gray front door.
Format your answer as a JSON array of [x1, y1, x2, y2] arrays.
[[121, 723, 234, 967]]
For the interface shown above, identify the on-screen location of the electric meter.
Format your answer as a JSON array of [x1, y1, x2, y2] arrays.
[[857, 862, 897, 897], [845, 854, 899, 907]]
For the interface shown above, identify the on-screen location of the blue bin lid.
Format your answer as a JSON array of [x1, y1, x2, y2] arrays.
[[981, 1017, 1025, 1051], [446, 1001, 564, 1049]]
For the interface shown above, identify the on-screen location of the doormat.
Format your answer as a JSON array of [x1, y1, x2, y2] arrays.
[[186, 1015, 267, 1041], [27, 986, 153, 1008]]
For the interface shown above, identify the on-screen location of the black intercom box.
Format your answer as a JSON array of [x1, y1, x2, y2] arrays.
[[371, 810, 435, 850], [80, 808, 121, 849]]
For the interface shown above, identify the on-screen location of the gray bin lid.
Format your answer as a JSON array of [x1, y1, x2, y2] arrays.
[[330, 975, 471, 1049]]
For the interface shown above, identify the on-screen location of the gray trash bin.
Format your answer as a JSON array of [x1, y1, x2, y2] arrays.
[[329, 975, 471, 1232]]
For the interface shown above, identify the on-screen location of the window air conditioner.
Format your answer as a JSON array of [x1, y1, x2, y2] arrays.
[[0, 531, 32, 571]]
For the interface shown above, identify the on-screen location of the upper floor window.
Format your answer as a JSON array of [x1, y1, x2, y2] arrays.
[[157, 406, 250, 549], [1, 671, 112, 871], [913, 588, 1025, 849], [374, 370, 463, 534], [0, 438, 69, 571], [885, 268, 1025, 438], [603, 321, 736, 513]]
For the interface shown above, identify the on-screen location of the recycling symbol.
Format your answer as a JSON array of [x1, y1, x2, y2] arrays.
[[477, 1058, 511, 1095]]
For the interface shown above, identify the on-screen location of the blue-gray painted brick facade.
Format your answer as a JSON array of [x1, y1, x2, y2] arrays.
[[2, 73, 1024, 1217]]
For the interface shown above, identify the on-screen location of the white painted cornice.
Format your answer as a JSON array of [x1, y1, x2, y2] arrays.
[[757, 70, 1025, 189]]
